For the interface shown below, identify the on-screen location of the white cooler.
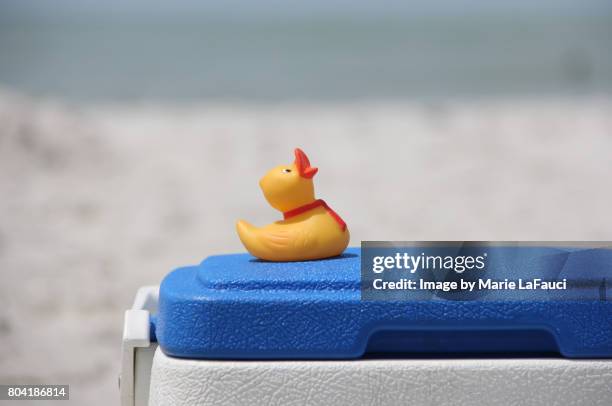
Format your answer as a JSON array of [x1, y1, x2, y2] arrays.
[[120, 286, 612, 406]]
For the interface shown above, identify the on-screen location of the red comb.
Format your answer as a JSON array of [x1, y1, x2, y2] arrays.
[[294, 148, 318, 179]]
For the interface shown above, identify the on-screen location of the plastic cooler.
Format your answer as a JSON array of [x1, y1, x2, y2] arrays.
[[120, 247, 612, 405]]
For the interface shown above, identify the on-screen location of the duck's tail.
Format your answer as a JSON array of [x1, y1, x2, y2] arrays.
[[236, 220, 257, 248]]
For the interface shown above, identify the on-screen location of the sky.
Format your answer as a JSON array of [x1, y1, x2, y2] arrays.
[[2, 0, 611, 20]]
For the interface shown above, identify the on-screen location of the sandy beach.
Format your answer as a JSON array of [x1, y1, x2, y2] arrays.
[[1, 89, 612, 404]]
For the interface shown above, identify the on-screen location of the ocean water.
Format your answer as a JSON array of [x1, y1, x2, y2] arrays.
[[0, 13, 611, 101]]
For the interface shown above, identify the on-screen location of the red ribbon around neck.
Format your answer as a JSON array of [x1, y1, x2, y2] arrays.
[[283, 199, 347, 231]]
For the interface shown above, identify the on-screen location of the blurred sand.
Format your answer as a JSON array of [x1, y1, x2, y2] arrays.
[[1, 89, 612, 404]]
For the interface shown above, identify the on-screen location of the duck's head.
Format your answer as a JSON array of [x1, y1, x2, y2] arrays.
[[259, 148, 318, 212]]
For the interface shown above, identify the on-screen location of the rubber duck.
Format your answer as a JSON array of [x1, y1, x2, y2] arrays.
[[236, 148, 350, 261]]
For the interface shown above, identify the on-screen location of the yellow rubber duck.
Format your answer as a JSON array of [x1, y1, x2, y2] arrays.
[[236, 148, 350, 261]]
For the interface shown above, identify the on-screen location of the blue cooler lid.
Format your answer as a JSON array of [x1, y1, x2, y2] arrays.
[[155, 246, 612, 359]]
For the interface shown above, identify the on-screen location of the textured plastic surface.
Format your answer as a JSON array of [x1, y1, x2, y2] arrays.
[[156, 248, 612, 359], [148, 348, 612, 406]]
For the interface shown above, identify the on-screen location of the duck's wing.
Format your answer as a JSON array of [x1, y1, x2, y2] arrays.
[[236, 220, 315, 261], [259, 226, 315, 251]]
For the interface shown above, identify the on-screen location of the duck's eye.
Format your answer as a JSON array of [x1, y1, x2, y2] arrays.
[[282, 168, 292, 173]]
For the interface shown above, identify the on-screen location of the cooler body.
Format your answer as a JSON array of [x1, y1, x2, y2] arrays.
[[121, 246, 612, 405]]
